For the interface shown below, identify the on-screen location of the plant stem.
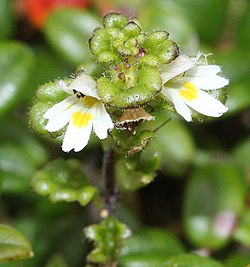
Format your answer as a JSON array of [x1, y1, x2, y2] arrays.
[[103, 146, 117, 215]]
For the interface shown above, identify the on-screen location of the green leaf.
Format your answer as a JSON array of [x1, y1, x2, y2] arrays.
[[237, 2, 250, 47], [233, 209, 250, 246], [32, 158, 96, 206], [169, 0, 229, 44], [141, 1, 198, 54], [184, 162, 246, 249], [0, 41, 34, 117], [44, 254, 69, 267], [225, 79, 250, 114], [118, 228, 184, 267], [233, 137, 250, 177], [212, 49, 250, 114], [163, 253, 223, 267], [214, 49, 250, 84], [143, 117, 195, 175], [44, 9, 100, 65], [0, 224, 33, 262], [0, 117, 48, 193], [224, 253, 250, 267], [0, 0, 15, 39], [84, 216, 130, 264]]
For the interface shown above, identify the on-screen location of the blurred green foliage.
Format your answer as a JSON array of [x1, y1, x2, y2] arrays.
[[0, 0, 250, 266]]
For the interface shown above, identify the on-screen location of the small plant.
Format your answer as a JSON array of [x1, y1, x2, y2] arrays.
[[28, 12, 229, 266]]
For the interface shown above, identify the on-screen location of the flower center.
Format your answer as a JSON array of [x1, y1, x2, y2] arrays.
[[73, 90, 99, 108], [72, 111, 93, 127], [82, 96, 99, 108], [179, 82, 199, 101]]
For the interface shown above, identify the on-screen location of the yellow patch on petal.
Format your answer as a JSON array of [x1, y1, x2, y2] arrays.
[[72, 111, 93, 127], [82, 96, 99, 108], [179, 82, 199, 101]]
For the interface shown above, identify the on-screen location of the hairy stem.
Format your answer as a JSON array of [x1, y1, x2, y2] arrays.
[[103, 146, 117, 215]]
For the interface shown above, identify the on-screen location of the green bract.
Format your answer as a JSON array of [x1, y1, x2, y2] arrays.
[[32, 158, 97, 206], [84, 216, 130, 264], [97, 65, 162, 108]]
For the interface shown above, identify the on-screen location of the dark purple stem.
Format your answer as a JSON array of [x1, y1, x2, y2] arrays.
[[103, 146, 116, 215]]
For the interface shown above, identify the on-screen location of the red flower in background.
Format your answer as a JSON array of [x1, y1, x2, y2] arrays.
[[25, 0, 89, 29]]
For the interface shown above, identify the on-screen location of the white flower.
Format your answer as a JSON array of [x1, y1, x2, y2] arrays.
[[160, 53, 229, 122], [43, 72, 113, 152]]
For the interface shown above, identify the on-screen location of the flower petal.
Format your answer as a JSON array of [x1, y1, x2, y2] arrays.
[[44, 96, 79, 132], [58, 72, 100, 99], [162, 88, 192, 122], [57, 80, 73, 94], [93, 104, 114, 139], [183, 75, 229, 90], [182, 89, 228, 117], [160, 53, 200, 84], [186, 65, 221, 77], [62, 109, 93, 152]]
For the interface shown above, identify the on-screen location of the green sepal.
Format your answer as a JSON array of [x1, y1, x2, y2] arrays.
[[0, 224, 34, 262], [84, 216, 130, 264], [97, 65, 162, 108], [32, 158, 97, 206]]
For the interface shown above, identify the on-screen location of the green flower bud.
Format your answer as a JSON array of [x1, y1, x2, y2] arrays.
[[89, 27, 124, 63], [141, 31, 179, 65], [103, 13, 128, 29], [122, 21, 141, 39]]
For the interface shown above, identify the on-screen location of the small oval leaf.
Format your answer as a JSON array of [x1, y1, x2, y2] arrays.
[[0, 224, 33, 262], [184, 162, 246, 249], [119, 228, 184, 267], [44, 9, 100, 65], [164, 253, 223, 267], [0, 41, 34, 117]]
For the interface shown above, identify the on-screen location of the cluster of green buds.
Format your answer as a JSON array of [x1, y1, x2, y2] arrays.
[[90, 13, 178, 108], [30, 12, 228, 156]]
